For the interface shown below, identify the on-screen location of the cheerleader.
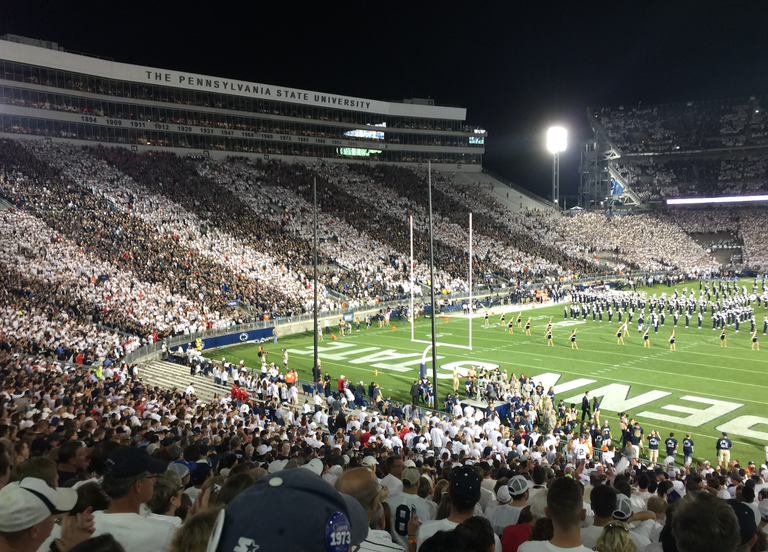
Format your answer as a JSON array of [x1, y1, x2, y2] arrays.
[[500, 312, 506, 325], [546, 318, 553, 332], [616, 324, 625, 345], [545, 327, 554, 346], [525, 317, 532, 336], [643, 327, 651, 348], [752, 329, 760, 351], [720, 327, 727, 347], [517, 313, 523, 328], [570, 328, 578, 349], [485, 311, 489, 325], [508, 318, 515, 334], [669, 330, 676, 351]]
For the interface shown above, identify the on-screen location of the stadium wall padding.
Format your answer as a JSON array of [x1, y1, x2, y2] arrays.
[[175, 328, 274, 353]]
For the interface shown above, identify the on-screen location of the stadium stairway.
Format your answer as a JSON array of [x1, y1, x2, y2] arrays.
[[442, 171, 559, 217], [139, 360, 226, 402], [139, 360, 311, 409]]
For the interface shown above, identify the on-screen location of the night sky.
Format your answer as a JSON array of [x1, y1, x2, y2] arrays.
[[3, 2, 768, 200]]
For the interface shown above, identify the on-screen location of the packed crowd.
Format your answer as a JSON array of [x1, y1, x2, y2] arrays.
[[614, 156, 768, 199], [740, 210, 768, 270], [592, 98, 767, 154], [659, 209, 740, 235], [0, 209, 226, 339], [3, 140, 742, 306], [6, 139, 768, 356], [198, 159, 428, 303], [2, 347, 768, 552], [0, 140, 331, 320], [555, 213, 720, 275], [657, 209, 768, 270], [341, 164, 595, 280]]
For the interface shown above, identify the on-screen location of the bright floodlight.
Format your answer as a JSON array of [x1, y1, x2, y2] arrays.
[[547, 126, 567, 153]]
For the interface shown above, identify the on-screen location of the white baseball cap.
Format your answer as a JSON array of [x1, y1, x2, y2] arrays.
[[302, 458, 324, 476], [0, 478, 78, 532], [361, 456, 378, 468]]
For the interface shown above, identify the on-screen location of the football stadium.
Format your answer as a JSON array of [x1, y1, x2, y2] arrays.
[[2, 22, 768, 552]]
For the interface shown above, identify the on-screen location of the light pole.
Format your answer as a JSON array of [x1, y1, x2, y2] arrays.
[[547, 126, 567, 208]]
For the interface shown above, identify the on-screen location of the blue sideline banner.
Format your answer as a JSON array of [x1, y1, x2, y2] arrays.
[[174, 328, 274, 353]]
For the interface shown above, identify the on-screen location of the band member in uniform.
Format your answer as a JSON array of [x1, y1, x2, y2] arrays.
[[643, 327, 651, 348], [669, 330, 676, 351], [616, 324, 625, 345], [570, 328, 578, 349], [525, 317, 532, 336], [720, 327, 727, 347], [752, 329, 760, 351]]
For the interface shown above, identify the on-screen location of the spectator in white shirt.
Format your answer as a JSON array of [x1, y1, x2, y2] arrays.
[[518, 476, 593, 552], [485, 475, 529, 536], [0, 478, 82, 552], [92, 447, 176, 552]]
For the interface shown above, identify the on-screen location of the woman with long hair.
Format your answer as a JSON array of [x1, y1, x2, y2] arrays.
[[595, 521, 636, 552]]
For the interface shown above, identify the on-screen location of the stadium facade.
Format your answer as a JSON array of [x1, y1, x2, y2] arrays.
[[0, 35, 485, 170]]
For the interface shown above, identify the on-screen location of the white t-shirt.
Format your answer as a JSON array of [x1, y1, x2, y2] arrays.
[[92, 511, 176, 552], [385, 492, 437, 548], [519, 541, 595, 552], [185, 486, 202, 501], [416, 519, 502, 552], [630, 491, 653, 513], [381, 474, 403, 496], [415, 518, 458, 549], [485, 504, 525, 535], [580, 523, 605, 549]]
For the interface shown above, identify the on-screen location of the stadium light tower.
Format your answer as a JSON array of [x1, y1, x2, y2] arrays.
[[547, 126, 567, 207]]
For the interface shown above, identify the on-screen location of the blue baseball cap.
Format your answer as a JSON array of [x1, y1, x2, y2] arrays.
[[208, 468, 368, 552]]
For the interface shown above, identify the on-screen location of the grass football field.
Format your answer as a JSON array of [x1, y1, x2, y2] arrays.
[[206, 284, 768, 466]]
